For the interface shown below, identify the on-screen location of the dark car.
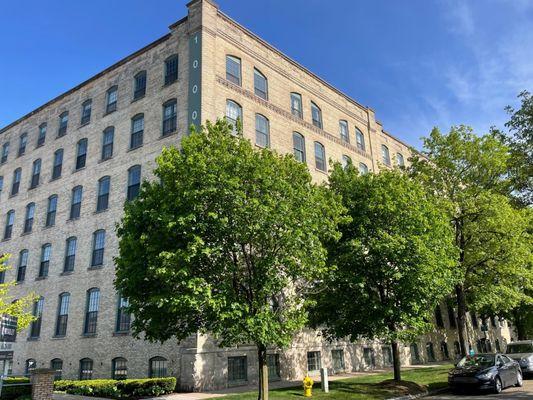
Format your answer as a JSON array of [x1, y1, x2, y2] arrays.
[[448, 353, 523, 394], [506, 340, 533, 375]]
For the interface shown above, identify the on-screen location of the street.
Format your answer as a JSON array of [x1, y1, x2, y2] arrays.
[[428, 377, 533, 399]]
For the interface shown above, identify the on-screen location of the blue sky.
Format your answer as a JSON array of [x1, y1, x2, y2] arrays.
[[1, 0, 532, 148]]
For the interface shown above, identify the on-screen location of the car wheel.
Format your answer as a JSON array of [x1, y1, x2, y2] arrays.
[[494, 376, 503, 394], [516, 370, 523, 387]]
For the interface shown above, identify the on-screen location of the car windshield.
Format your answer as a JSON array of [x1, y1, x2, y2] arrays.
[[507, 344, 533, 354], [457, 354, 495, 368]]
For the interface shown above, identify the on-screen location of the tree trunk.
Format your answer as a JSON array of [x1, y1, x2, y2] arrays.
[[391, 340, 401, 382], [455, 284, 468, 356], [257, 344, 268, 400]]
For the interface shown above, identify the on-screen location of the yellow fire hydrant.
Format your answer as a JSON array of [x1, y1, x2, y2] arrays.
[[303, 374, 314, 397]]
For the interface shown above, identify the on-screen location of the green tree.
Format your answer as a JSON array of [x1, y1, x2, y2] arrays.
[[114, 120, 344, 399], [0, 254, 37, 331], [410, 126, 532, 355], [311, 166, 457, 382]]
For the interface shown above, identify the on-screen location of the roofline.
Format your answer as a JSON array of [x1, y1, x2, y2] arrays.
[[0, 15, 189, 135]]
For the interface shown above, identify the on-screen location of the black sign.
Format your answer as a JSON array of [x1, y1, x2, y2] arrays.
[[0, 315, 17, 342]]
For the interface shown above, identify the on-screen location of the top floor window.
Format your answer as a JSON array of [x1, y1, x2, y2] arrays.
[[37, 123, 47, 147], [396, 152, 405, 167], [226, 55, 241, 85], [1, 142, 9, 164], [311, 102, 322, 129], [164, 55, 178, 85], [339, 120, 349, 142], [254, 68, 268, 100], [290, 93, 303, 119], [81, 100, 92, 125], [133, 71, 147, 100], [18, 133, 28, 157], [355, 129, 365, 151], [381, 144, 391, 166], [58, 112, 68, 136], [106, 86, 118, 114], [226, 100, 242, 135]]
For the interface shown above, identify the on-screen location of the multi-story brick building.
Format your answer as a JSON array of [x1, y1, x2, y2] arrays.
[[0, 0, 513, 391]]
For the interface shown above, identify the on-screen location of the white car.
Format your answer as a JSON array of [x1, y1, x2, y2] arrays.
[[506, 340, 533, 374]]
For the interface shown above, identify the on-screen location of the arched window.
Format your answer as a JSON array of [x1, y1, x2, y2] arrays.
[[4, 209, 15, 240], [55, 293, 70, 337], [52, 149, 63, 180], [381, 145, 391, 166], [225, 100, 242, 135], [112, 357, 128, 380], [358, 162, 369, 175], [396, 152, 405, 167], [30, 159, 41, 189], [410, 343, 420, 364], [18, 132, 28, 156], [51, 359, 63, 380], [11, 168, 21, 196], [64, 237, 77, 272], [39, 244, 51, 278], [97, 176, 110, 212], [25, 359, 36, 375], [127, 165, 141, 201], [24, 202, 35, 233], [130, 114, 144, 149], [91, 231, 106, 267], [106, 86, 118, 114], [116, 296, 130, 333], [70, 186, 83, 219], [341, 155, 351, 169], [314, 142, 326, 171], [426, 342, 435, 362], [165, 55, 179, 85], [290, 93, 303, 118], [30, 297, 44, 338], [226, 55, 241, 85], [133, 71, 147, 100], [17, 249, 28, 282], [149, 357, 168, 378], [310, 102, 322, 129], [339, 120, 349, 142], [254, 68, 268, 100], [37, 123, 47, 147], [79, 358, 93, 380], [84, 288, 100, 334], [162, 99, 177, 136], [46, 195, 58, 227], [1, 142, 9, 164], [76, 138, 88, 170], [58, 112, 69, 136], [292, 132, 305, 163], [102, 127, 114, 161], [440, 342, 450, 360], [435, 305, 444, 328], [80, 100, 92, 125], [255, 114, 270, 148]]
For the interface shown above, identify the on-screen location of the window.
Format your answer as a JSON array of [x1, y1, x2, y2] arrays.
[[30, 297, 44, 338], [96, 176, 110, 212], [24, 203, 35, 234], [127, 165, 141, 201], [267, 354, 280, 381], [39, 244, 51, 278], [70, 186, 83, 219], [254, 68, 268, 100], [91, 230, 106, 267], [440, 341, 450, 360], [30, 159, 41, 189], [164, 55, 178, 85], [341, 155, 352, 169], [435, 305, 444, 328], [314, 142, 326, 171], [52, 149, 63, 180], [358, 162, 369, 175], [226, 55, 241, 85], [46, 195, 58, 227], [37, 123, 47, 147], [226, 100, 242, 135], [426, 342, 436, 362], [396, 152, 405, 167], [339, 120, 349, 142], [310, 102, 322, 129], [471, 311, 479, 328], [290, 93, 303, 118], [79, 358, 93, 380], [116, 296, 130, 332], [58, 112, 68, 136], [1, 142, 9, 163], [55, 293, 70, 336], [410, 343, 420, 364], [292, 132, 306, 163], [51, 359, 63, 380], [81, 100, 92, 125], [355, 129, 365, 151], [130, 114, 144, 149], [11, 168, 21, 195], [453, 341, 461, 357], [382, 346, 393, 366], [76, 138, 88, 170], [381, 144, 391, 166], [133, 71, 146, 100], [17, 250, 28, 282], [102, 127, 114, 160], [149, 357, 168, 378], [4, 210, 15, 240], [105, 86, 118, 114], [228, 356, 247, 383], [332, 349, 345, 372], [162, 100, 177, 136], [84, 288, 100, 334], [363, 348, 375, 368], [447, 304, 456, 328], [255, 114, 270, 148], [64, 237, 77, 272], [25, 359, 36, 375], [306, 351, 321, 372], [18, 133, 28, 156], [112, 358, 128, 380]]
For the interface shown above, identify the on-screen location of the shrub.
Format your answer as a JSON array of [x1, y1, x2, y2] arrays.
[[53, 377, 176, 398], [0, 377, 31, 400], [117, 378, 176, 398]]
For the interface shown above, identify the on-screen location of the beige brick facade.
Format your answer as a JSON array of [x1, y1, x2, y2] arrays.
[[0, 0, 513, 391]]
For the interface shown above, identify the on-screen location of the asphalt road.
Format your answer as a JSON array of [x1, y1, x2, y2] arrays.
[[427, 377, 533, 399]]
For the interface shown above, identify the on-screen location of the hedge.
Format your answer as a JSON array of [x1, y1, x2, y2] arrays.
[[0, 377, 31, 400], [54, 377, 176, 398]]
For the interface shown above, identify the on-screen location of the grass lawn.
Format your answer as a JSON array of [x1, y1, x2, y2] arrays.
[[225, 365, 452, 400]]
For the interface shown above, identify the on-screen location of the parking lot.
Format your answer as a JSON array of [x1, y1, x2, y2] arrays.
[[428, 377, 533, 399]]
